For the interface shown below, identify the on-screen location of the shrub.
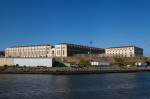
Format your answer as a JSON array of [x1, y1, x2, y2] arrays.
[[143, 57, 148, 60], [129, 62, 136, 66], [4, 65, 8, 67], [79, 60, 86, 64], [145, 61, 150, 66], [118, 63, 124, 66], [78, 60, 91, 66], [16, 64, 19, 67], [117, 62, 136, 66], [114, 58, 124, 63], [70, 62, 75, 65], [120, 66, 127, 69]]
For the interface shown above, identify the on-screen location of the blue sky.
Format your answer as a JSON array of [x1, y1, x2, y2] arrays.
[[0, 0, 150, 56]]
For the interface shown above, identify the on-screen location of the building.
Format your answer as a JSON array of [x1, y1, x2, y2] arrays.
[[5, 43, 105, 58], [54, 43, 105, 57], [0, 57, 54, 67], [105, 46, 143, 57], [5, 45, 52, 57]]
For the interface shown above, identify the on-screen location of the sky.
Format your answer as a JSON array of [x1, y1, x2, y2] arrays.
[[0, 0, 150, 56]]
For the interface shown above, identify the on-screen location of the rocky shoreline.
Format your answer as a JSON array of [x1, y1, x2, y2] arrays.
[[0, 66, 150, 74]]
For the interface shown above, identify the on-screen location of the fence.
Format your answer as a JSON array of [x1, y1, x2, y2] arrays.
[[73, 54, 143, 57]]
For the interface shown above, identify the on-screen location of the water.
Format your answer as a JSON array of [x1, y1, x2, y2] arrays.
[[0, 73, 150, 99]]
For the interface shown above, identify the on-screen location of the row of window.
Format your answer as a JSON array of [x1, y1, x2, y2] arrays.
[[107, 48, 134, 51], [56, 50, 65, 55], [6, 48, 49, 50], [56, 47, 66, 49], [7, 50, 47, 52]]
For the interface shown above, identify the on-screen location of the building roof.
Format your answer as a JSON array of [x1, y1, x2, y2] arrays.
[[107, 46, 142, 49], [58, 43, 104, 50], [10, 44, 52, 48], [0, 57, 54, 59]]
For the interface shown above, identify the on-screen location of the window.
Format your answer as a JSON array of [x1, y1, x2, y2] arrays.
[[63, 50, 65, 55], [57, 50, 59, 55], [52, 51, 54, 54]]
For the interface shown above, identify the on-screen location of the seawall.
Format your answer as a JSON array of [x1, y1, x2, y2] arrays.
[[0, 66, 150, 74]]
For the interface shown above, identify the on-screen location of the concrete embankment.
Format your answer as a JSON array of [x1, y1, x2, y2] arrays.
[[1, 66, 150, 74]]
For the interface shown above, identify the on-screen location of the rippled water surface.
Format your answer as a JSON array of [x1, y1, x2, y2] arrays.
[[0, 73, 150, 99]]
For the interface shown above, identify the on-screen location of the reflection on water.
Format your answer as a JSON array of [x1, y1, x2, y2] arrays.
[[0, 73, 150, 99]]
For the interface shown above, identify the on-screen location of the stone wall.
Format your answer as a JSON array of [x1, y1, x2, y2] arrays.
[[0, 58, 14, 66]]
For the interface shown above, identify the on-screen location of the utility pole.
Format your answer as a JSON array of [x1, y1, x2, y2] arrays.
[[90, 41, 92, 63], [149, 44, 150, 57], [61, 44, 63, 63]]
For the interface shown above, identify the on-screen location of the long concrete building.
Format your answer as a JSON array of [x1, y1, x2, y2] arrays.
[[5, 45, 53, 57], [5, 43, 105, 57], [105, 46, 143, 57], [55, 43, 105, 57]]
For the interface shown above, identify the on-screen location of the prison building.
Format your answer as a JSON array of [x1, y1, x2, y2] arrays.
[[5, 45, 52, 57], [105, 46, 143, 57], [55, 43, 105, 57]]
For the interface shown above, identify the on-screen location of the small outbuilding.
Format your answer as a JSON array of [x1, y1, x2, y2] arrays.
[[91, 62, 110, 66], [0, 57, 55, 67], [135, 62, 147, 66]]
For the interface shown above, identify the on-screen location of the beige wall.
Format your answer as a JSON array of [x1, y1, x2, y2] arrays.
[[0, 58, 14, 66], [55, 43, 105, 57], [5, 43, 105, 58], [106, 46, 143, 57], [5, 45, 52, 58], [55, 44, 67, 57], [47, 48, 56, 57]]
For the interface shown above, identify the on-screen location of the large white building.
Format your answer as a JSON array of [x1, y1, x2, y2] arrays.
[[5, 43, 105, 57], [55, 43, 105, 57], [105, 46, 143, 57], [5, 45, 53, 57], [6, 44, 143, 58]]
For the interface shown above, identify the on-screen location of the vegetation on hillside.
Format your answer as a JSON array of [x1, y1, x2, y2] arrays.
[[78, 60, 91, 66], [114, 58, 136, 66], [55, 57, 150, 66]]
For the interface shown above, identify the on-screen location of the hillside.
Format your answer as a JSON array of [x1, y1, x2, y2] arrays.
[[55, 57, 150, 66]]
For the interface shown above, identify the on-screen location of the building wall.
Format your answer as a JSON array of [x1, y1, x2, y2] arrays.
[[47, 48, 56, 57], [14, 58, 53, 67], [55, 43, 105, 57], [106, 46, 143, 57], [5, 43, 105, 58], [0, 58, 54, 67], [134, 47, 143, 57], [55, 44, 67, 57], [5, 45, 52, 57], [0, 58, 14, 66]]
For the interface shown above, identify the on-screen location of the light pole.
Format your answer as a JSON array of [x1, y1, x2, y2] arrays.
[[149, 44, 150, 57], [61, 44, 63, 63], [90, 41, 92, 63]]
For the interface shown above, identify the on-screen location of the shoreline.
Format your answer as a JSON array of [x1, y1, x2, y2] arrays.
[[0, 66, 150, 74]]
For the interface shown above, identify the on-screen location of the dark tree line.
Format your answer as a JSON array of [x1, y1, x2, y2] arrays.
[[0, 51, 5, 57]]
